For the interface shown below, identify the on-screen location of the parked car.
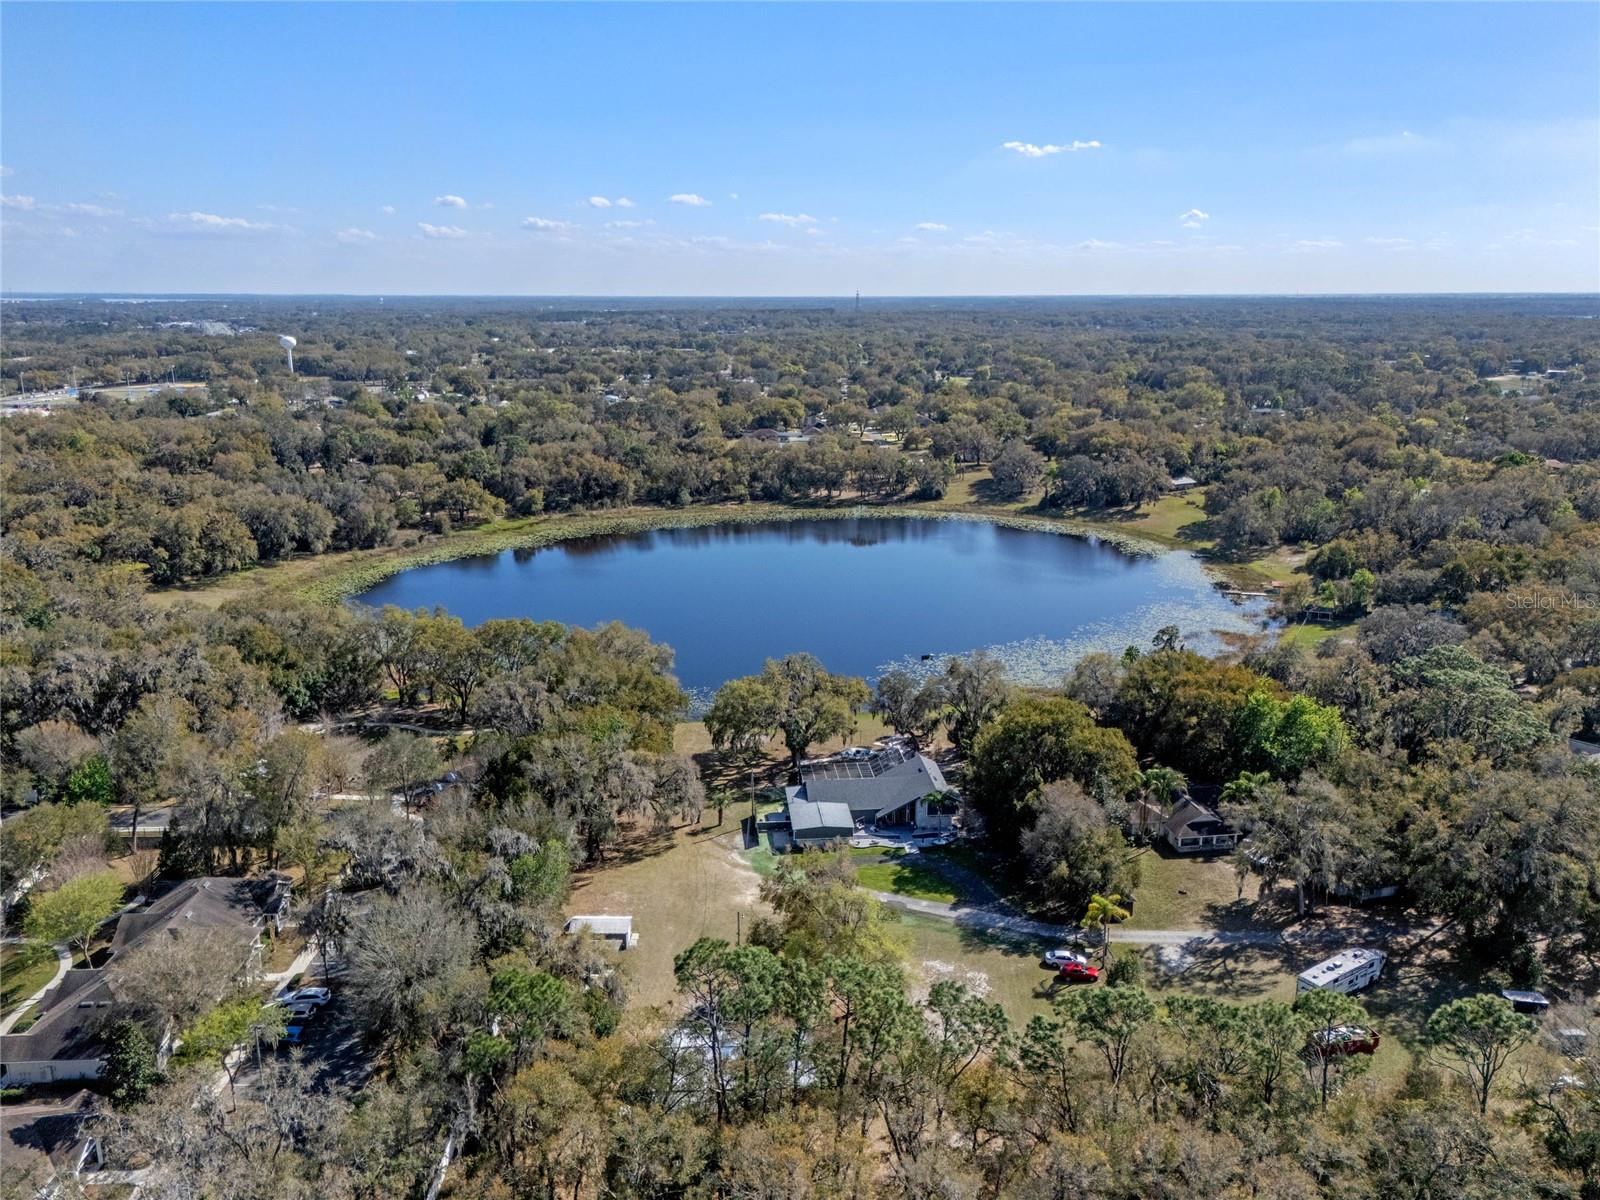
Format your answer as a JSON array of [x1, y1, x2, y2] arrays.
[[1058, 960, 1100, 983], [283, 987, 331, 1008], [1042, 948, 1090, 969], [1306, 1025, 1381, 1057]]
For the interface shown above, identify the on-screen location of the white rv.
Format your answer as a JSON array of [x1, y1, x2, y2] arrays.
[[1296, 948, 1386, 995]]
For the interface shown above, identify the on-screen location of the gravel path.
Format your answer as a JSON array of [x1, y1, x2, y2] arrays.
[[867, 890, 1360, 948]]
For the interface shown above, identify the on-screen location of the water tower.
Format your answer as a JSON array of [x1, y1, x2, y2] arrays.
[[279, 335, 297, 374]]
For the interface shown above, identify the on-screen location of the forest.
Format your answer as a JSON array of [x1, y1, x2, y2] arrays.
[[1, 294, 1598, 1200]]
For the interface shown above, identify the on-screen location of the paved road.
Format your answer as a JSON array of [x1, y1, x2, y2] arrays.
[[867, 890, 1360, 949]]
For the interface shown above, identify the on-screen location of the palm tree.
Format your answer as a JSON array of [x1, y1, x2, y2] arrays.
[[1220, 770, 1272, 808], [1081, 892, 1131, 966], [1139, 764, 1188, 815]]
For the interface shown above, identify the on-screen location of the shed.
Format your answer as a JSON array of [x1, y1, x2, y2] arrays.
[[565, 915, 637, 950], [1502, 989, 1550, 1014]]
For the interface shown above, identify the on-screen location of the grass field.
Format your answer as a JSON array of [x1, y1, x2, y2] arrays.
[[1280, 618, 1360, 649], [1, 942, 59, 1018], [1123, 847, 1265, 932], [566, 807, 762, 1013]]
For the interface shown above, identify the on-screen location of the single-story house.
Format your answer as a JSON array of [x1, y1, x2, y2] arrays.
[[0, 1091, 103, 1194], [780, 740, 957, 846], [0, 876, 285, 1087], [1163, 798, 1238, 854], [1166, 474, 1199, 491]]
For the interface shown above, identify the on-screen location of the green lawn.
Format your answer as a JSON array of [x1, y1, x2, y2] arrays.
[[1123, 847, 1265, 932], [1280, 618, 1359, 649], [1, 942, 59, 1017], [856, 859, 961, 903]]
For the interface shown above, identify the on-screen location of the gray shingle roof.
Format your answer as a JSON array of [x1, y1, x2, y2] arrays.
[[796, 746, 952, 822]]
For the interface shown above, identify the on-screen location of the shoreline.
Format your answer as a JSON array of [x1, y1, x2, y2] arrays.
[[153, 497, 1210, 610]]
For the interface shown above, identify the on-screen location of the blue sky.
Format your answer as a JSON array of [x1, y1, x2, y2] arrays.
[[3, 2, 1596, 295]]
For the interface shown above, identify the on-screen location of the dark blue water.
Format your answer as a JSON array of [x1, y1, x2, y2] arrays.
[[353, 517, 1263, 693]]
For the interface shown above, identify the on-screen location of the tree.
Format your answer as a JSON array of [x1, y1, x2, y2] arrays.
[[707, 654, 868, 770], [174, 999, 286, 1109], [1388, 644, 1552, 765], [485, 967, 571, 1071], [60, 755, 114, 807], [1058, 984, 1155, 1110], [703, 675, 776, 758], [1295, 987, 1371, 1109], [872, 670, 944, 745], [1138, 764, 1187, 814], [343, 889, 473, 1046], [967, 695, 1140, 846], [101, 1018, 161, 1107], [1021, 782, 1140, 918], [1426, 993, 1536, 1114], [0, 802, 109, 896], [416, 612, 491, 722], [988, 440, 1047, 498], [1079, 893, 1131, 965], [23, 870, 123, 963], [370, 730, 442, 815], [109, 925, 247, 1045], [940, 652, 1011, 756]]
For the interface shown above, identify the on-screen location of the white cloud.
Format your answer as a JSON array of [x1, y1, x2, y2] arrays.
[[668, 193, 712, 207], [433, 194, 468, 208], [728, 192, 739, 200], [615, 197, 635, 208], [585, 196, 613, 208], [758, 212, 817, 227], [1001, 139, 1101, 157], [1363, 236, 1415, 250], [606, 219, 654, 229], [417, 222, 468, 239], [167, 211, 277, 232], [1288, 238, 1343, 252], [1178, 208, 1210, 228], [380, 204, 396, 214], [336, 227, 379, 244], [0, 194, 38, 209], [914, 222, 948, 231], [0, 166, 12, 178], [59, 202, 119, 217], [522, 216, 573, 232], [1340, 130, 1437, 157]]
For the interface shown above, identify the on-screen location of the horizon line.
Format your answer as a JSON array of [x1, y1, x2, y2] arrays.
[[5, 290, 1598, 302]]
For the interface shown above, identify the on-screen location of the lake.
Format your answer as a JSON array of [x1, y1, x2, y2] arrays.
[[352, 516, 1268, 700]]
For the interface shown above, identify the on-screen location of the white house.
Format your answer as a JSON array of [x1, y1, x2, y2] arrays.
[[1163, 798, 1238, 854]]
